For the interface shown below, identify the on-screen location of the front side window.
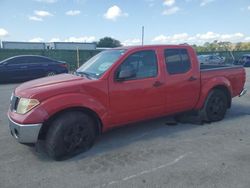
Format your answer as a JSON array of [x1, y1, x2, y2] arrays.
[[77, 50, 126, 79], [164, 49, 191, 74], [116, 50, 158, 80], [7, 57, 27, 65]]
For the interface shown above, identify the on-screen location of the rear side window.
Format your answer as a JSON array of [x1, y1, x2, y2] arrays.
[[164, 49, 191, 74], [27, 57, 52, 64]]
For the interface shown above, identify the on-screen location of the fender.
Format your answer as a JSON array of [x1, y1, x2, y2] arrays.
[[195, 76, 232, 110], [22, 92, 109, 125]]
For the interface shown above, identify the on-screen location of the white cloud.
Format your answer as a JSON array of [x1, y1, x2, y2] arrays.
[[35, 0, 57, 3], [152, 32, 246, 44], [145, 0, 155, 7], [104, 5, 128, 21], [122, 38, 141, 46], [172, 33, 189, 41], [152, 33, 189, 43], [66, 10, 81, 16], [28, 10, 53, 22], [29, 37, 44, 42], [244, 37, 250, 41], [220, 33, 244, 40], [49, 38, 61, 42], [248, 6, 250, 10], [200, 0, 215, 7], [34, 10, 53, 17], [163, 0, 175, 6], [64, 36, 96, 43], [29, 16, 43, 21], [0, 28, 8, 37], [196, 31, 220, 40], [162, 6, 180, 15], [152, 35, 169, 42]]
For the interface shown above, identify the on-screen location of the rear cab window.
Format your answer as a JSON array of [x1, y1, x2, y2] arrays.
[[164, 48, 191, 74]]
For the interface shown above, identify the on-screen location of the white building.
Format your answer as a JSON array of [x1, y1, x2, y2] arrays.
[[2, 41, 46, 50], [52, 42, 96, 50]]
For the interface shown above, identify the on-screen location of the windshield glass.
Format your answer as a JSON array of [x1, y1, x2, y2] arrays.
[[76, 49, 126, 79]]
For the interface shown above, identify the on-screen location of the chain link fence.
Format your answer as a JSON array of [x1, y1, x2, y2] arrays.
[[0, 49, 102, 71], [197, 50, 250, 64]]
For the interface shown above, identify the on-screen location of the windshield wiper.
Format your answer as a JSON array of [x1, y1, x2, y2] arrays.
[[76, 71, 98, 79]]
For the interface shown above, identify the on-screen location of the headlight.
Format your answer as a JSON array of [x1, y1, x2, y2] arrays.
[[16, 98, 40, 114]]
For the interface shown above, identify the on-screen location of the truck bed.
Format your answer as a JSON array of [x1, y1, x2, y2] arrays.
[[200, 65, 246, 97]]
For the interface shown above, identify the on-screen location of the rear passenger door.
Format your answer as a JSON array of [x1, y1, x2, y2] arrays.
[[164, 48, 200, 113]]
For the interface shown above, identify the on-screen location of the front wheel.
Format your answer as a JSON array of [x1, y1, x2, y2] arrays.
[[45, 111, 96, 160], [200, 89, 228, 122]]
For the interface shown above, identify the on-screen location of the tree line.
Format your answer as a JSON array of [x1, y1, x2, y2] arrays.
[[192, 40, 250, 52], [97, 37, 250, 52]]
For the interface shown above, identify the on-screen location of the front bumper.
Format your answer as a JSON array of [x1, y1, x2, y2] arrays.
[[8, 115, 42, 143]]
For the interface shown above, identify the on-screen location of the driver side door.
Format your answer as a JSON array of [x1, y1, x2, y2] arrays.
[[108, 49, 166, 127]]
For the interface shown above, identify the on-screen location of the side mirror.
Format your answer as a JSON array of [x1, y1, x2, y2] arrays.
[[117, 66, 136, 81]]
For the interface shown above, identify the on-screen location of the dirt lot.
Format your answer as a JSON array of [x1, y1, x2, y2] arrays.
[[0, 69, 250, 188]]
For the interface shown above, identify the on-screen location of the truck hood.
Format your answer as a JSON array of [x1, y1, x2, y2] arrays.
[[15, 74, 91, 101]]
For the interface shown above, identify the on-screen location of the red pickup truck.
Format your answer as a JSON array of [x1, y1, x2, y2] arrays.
[[8, 45, 247, 160]]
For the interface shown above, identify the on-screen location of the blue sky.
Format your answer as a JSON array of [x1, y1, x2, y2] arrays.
[[0, 0, 250, 45]]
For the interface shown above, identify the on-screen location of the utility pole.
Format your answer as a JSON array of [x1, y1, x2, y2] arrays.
[[76, 47, 80, 68], [141, 26, 144, 46]]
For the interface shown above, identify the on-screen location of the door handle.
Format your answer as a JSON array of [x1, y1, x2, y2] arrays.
[[188, 76, 197, 81], [153, 81, 163, 87]]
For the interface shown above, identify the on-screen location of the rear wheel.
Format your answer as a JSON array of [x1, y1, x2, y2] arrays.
[[200, 89, 228, 122], [45, 111, 96, 160]]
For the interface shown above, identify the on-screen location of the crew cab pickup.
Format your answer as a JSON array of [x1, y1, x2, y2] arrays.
[[8, 45, 247, 160]]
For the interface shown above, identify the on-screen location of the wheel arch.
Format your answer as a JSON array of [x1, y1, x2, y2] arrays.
[[212, 85, 232, 108], [38, 106, 103, 140], [195, 77, 232, 110]]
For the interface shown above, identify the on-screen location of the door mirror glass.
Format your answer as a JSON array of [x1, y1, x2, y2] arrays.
[[117, 66, 136, 81], [116, 50, 158, 81]]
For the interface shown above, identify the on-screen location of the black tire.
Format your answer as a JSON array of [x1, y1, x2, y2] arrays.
[[45, 111, 96, 160], [200, 89, 228, 122]]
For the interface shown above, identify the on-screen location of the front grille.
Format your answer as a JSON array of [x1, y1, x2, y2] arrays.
[[10, 95, 19, 112]]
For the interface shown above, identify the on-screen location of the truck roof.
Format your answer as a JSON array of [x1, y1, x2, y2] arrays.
[[114, 44, 191, 50]]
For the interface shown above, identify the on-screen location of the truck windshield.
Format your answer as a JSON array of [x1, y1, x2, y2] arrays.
[[76, 49, 126, 79]]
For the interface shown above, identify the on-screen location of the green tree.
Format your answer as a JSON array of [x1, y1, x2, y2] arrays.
[[97, 37, 122, 48]]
